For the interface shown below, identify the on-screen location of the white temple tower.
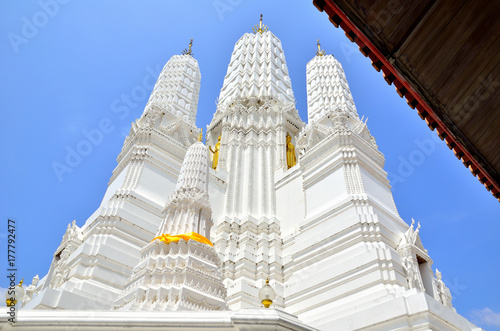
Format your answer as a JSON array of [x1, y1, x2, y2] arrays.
[[278, 42, 476, 330], [25, 43, 201, 310], [19, 17, 484, 331], [207, 17, 303, 310]]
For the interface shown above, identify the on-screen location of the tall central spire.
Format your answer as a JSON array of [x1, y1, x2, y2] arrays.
[[207, 20, 304, 311], [216, 18, 295, 107]]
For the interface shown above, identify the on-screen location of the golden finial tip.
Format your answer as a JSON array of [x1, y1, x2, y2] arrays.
[[253, 13, 268, 34], [183, 38, 194, 56], [316, 38, 326, 57]]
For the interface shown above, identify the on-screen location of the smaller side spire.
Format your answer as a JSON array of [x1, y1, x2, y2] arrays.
[[182, 38, 194, 56], [252, 14, 268, 34], [305, 41, 358, 124], [140, 38, 201, 126], [316, 39, 326, 57], [113, 140, 226, 312]]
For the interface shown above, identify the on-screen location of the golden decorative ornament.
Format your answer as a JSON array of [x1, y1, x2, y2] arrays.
[[259, 278, 276, 308], [182, 38, 194, 56], [209, 134, 221, 170], [286, 132, 296, 169], [252, 14, 268, 35], [316, 39, 326, 57], [151, 232, 213, 246], [5, 279, 24, 306]]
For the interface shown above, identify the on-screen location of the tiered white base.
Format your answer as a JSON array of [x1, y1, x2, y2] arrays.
[[113, 239, 227, 311], [0, 308, 317, 331], [309, 289, 482, 331]]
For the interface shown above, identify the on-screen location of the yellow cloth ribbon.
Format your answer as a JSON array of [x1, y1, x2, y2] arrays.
[[151, 232, 213, 246]]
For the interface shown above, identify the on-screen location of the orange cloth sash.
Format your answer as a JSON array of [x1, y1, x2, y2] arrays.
[[151, 232, 213, 246]]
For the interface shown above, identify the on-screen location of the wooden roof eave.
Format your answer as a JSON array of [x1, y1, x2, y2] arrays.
[[313, 0, 500, 202]]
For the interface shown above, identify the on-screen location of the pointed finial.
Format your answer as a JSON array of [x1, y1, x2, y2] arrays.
[[316, 39, 326, 56], [252, 14, 268, 34], [182, 38, 194, 56], [198, 128, 203, 142]]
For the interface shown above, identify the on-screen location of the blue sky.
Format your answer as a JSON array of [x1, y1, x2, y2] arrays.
[[1, 1, 499, 329]]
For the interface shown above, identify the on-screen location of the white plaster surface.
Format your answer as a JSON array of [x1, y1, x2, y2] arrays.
[[22, 28, 484, 331]]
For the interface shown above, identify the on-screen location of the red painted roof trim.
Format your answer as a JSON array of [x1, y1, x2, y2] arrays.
[[313, 0, 500, 201]]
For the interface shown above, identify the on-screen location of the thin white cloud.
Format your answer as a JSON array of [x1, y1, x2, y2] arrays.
[[472, 307, 500, 328]]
